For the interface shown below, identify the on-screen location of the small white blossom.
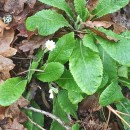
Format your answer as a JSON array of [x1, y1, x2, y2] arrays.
[[45, 40, 56, 51], [49, 89, 54, 99]]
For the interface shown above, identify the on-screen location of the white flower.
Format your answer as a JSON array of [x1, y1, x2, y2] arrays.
[[45, 40, 56, 51], [49, 89, 54, 99]]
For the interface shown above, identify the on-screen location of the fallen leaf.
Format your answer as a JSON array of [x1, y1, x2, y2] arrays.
[[0, 97, 28, 130], [4, 0, 36, 15], [87, 0, 99, 12], [0, 19, 10, 37], [0, 106, 7, 120], [0, 55, 15, 79], [84, 21, 112, 28], [78, 94, 101, 113], [19, 35, 52, 54], [0, 29, 17, 57]]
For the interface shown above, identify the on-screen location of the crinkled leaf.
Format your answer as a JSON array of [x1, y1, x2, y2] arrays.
[[0, 77, 27, 106], [99, 80, 124, 106], [48, 33, 75, 64], [56, 70, 82, 93], [35, 62, 64, 82], [38, 0, 73, 20], [58, 90, 78, 119], [96, 35, 130, 66], [26, 10, 70, 36], [27, 48, 44, 82], [50, 97, 68, 130], [69, 41, 103, 95], [116, 98, 130, 130], [92, 0, 129, 17], [74, 0, 89, 21], [83, 34, 98, 52]]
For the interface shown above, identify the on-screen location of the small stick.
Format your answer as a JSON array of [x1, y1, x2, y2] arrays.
[[27, 116, 46, 130], [24, 106, 71, 130], [17, 69, 45, 75], [116, 110, 130, 117], [107, 105, 130, 128]]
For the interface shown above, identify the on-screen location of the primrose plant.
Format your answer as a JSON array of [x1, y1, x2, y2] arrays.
[[0, 0, 130, 130]]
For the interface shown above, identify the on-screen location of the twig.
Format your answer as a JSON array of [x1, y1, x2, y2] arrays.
[[17, 69, 45, 75], [116, 110, 130, 117], [24, 106, 71, 130], [107, 105, 130, 128], [27, 116, 46, 130]]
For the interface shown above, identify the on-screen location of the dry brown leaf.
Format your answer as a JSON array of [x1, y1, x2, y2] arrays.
[[19, 35, 52, 54], [79, 94, 101, 113], [0, 28, 16, 79], [0, 55, 15, 79], [113, 23, 126, 34], [0, 29, 17, 57], [0, 106, 7, 120], [84, 21, 113, 28], [0, 97, 28, 130], [4, 0, 36, 15], [0, 19, 10, 37], [87, 0, 99, 12]]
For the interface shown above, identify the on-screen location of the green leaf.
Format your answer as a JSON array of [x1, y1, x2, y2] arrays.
[[24, 110, 33, 130], [96, 35, 130, 66], [72, 123, 80, 130], [50, 97, 68, 130], [31, 101, 44, 130], [27, 49, 44, 82], [99, 80, 124, 106], [98, 45, 118, 81], [48, 33, 75, 64], [35, 62, 64, 82], [118, 66, 128, 78], [68, 91, 83, 104], [0, 77, 27, 106], [38, 0, 73, 20], [92, 0, 129, 17], [58, 90, 78, 119], [56, 70, 82, 93], [96, 28, 130, 41], [119, 77, 130, 89], [83, 34, 98, 52], [26, 10, 70, 36], [69, 41, 103, 95], [24, 101, 44, 130], [74, 0, 89, 21], [98, 72, 109, 89], [116, 98, 130, 130]]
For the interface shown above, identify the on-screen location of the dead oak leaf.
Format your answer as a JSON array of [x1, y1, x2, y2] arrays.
[[4, 0, 36, 15]]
